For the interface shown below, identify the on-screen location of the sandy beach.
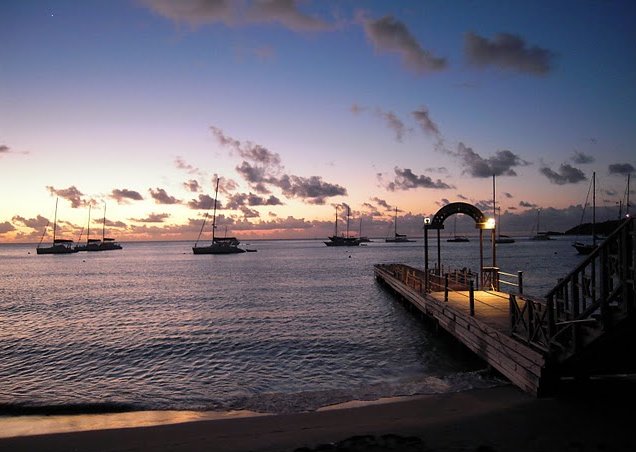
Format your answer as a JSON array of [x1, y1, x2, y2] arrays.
[[1, 377, 635, 452]]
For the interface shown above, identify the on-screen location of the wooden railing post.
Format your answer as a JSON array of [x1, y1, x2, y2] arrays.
[[509, 294, 517, 334], [444, 273, 449, 302], [469, 280, 475, 316], [517, 271, 523, 295]]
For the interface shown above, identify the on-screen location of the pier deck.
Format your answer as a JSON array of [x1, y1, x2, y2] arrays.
[[374, 263, 548, 396]]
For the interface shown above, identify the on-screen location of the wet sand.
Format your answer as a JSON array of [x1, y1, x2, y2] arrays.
[[1, 378, 635, 452]]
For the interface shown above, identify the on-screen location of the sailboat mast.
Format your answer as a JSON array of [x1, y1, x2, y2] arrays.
[[592, 172, 596, 247], [334, 205, 339, 237], [53, 197, 58, 243], [211, 178, 219, 242], [627, 173, 631, 218], [87, 204, 91, 245], [102, 203, 106, 241], [394, 207, 398, 237], [346, 205, 350, 238]]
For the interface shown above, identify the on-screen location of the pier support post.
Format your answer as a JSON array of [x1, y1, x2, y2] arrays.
[[469, 280, 475, 316], [444, 273, 449, 301], [518, 271, 523, 295]]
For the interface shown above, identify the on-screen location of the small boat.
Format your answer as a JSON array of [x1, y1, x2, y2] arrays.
[[385, 207, 414, 243], [325, 205, 361, 246], [447, 215, 469, 242], [358, 218, 372, 243], [530, 209, 551, 240], [76, 203, 122, 251], [36, 198, 79, 254], [495, 208, 515, 244], [193, 178, 246, 254], [572, 172, 597, 255]]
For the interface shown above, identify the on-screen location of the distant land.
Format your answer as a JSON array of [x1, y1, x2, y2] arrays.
[[564, 219, 624, 236]]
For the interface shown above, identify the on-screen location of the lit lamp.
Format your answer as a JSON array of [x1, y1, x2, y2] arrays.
[[484, 218, 496, 229]]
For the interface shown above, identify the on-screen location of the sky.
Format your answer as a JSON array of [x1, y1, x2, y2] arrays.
[[1, 0, 635, 243]]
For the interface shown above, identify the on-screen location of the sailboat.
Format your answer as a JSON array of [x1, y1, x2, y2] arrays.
[[447, 215, 469, 242], [385, 207, 414, 243], [77, 203, 122, 251], [36, 197, 79, 254], [358, 218, 371, 243], [325, 205, 361, 246], [75, 204, 100, 251], [495, 207, 515, 244], [573, 171, 597, 255], [193, 178, 246, 254], [530, 208, 551, 240]]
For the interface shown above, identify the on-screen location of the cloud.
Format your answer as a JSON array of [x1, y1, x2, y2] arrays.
[[386, 167, 453, 191], [411, 106, 441, 139], [225, 192, 284, 209], [277, 175, 347, 204], [0, 145, 9, 155], [464, 32, 555, 75], [174, 156, 201, 175], [519, 200, 538, 208], [246, 0, 330, 32], [571, 150, 594, 164], [130, 213, 171, 223], [608, 163, 635, 175], [503, 192, 513, 198], [454, 143, 528, 177], [149, 187, 181, 205], [457, 194, 469, 200], [0, 221, 16, 234], [377, 110, 408, 142], [239, 206, 260, 218], [141, 0, 330, 31], [214, 126, 347, 204], [46, 185, 86, 208], [540, 163, 586, 185], [371, 197, 392, 211], [362, 15, 447, 74], [12, 215, 49, 230], [187, 194, 216, 210], [111, 188, 144, 204], [183, 179, 201, 192]]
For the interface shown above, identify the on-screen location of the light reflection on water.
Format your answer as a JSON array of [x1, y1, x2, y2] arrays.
[[0, 238, 586, 414]]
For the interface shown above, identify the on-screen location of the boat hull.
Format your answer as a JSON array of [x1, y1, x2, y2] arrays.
[[193, 245, 246, 254], [573, 242, 595, 255], [36, 245, 79, 254]]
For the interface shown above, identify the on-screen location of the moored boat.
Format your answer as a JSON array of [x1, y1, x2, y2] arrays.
[[36, 198, 79, 255]]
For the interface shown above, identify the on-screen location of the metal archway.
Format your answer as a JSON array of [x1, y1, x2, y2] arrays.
[[424, 202, 495, 290]]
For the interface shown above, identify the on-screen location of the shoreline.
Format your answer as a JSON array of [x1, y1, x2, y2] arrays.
[[2, 377, 636, 451]]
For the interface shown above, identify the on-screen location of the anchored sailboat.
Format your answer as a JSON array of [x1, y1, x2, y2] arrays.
[[36, 197, 79, 254], [325, 204, 361, 246], [193, 178, 246, 254], [385, 207, 414, 242], [573, 171, 597, 255], [447, 215, 469, 242]]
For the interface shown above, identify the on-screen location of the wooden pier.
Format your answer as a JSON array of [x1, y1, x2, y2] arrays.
[[375, 217, 635, 396]]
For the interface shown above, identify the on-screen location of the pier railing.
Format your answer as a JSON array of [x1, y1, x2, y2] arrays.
[[510, 218, 635, 357]]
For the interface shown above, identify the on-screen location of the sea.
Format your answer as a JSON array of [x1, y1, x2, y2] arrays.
[[0, 237, 589, 415]]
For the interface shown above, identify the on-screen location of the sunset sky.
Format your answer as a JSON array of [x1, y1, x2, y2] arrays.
[[1, 0, 635, 242]]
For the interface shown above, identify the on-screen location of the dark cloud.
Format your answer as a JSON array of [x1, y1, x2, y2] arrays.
[[12, 215, 49, 230], [142, 0, 330, 31], [183, 179, 201, 192], [540, 164, 586, 185], [371, 197, 392, 211], [149, 188, 181, 205], [436, 198, 451, 207], [571, 151, 594, 164], [454, 143, 528, 177], [464, 32, 555, 75], [362, 15, 447, 74], [457, 194, 469, 200], [46, 185, 86, 208], [188, 194, 216, 210], [0, 144, 9, 155], [411, 106, 441, 139], [247, 0, 330, 31], [608, 163, 635, 175], [386, 167, 453, 191], [130, 213, 171, 223], [0, 221, 16, 234], [174, 156, 200, 175], [503, 192, 513, 198], [519, 200, 538, 208], [277, 175, 347, 205], [378, 110, 408, 142], [239, 206, 260, 218], [111, 188, 144, 204], [215, 126, 347, 204], [225, 192, 283, 209]]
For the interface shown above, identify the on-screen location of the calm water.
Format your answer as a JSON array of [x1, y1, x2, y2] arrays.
[[0, 237, 586, 414]]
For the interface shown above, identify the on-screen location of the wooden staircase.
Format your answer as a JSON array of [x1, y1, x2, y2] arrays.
[[510, 218, 635, 388]]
